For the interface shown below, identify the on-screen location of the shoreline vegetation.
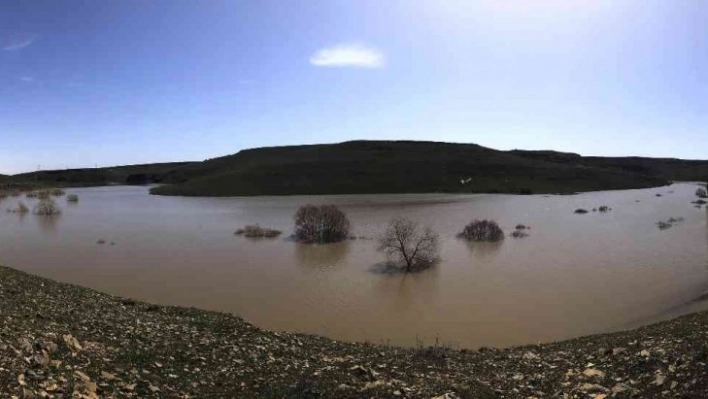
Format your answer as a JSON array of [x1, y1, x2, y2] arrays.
[[2, 264, 708, 398], [2, 141, 708, 197]]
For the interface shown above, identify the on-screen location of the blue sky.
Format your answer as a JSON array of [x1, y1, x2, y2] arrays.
[[1, 0, 706, 174]]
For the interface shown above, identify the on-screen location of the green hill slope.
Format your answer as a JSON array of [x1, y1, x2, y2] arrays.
[[8, 141, 705, 197], [510, 150, 708, 182], [149, 141, 669, 196], [8, 162, 195, 187]]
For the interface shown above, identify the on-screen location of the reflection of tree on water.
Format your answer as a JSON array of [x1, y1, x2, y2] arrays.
[[465, 241, 503, 260], [36, 214, 61, 233], [294, 241, 350, 271], [373, 266, 440, 313], [9, 211, 29, 224]]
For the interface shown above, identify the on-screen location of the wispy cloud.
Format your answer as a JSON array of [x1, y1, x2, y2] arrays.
[[3, 36, 37, 51], [19, 76, 35, 83], [309, 43, 384, 68]]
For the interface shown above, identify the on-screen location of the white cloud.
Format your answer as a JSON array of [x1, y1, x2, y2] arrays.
[[309, 43, 384, 68], [3, 37, 36, 51], [19, 76, 35, 83]]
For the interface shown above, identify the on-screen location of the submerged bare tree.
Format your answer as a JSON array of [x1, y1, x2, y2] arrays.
[[378, 217, 440, 273], [294, 204, 350, 243]]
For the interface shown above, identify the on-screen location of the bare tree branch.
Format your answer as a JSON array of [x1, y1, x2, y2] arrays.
[[378, 217, 440, 272]]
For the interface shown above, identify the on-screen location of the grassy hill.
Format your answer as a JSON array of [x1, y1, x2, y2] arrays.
[[149, 141, 672, 196], [5, 162, 195, 188], [6, 141, 707, 196], [510, 150, 708, 181]]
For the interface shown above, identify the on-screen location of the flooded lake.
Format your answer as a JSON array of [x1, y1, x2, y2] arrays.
[[1, 183, 706, 348]]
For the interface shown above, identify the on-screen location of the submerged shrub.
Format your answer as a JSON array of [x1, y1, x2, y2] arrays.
[[8, 201, 29, 214], [511, 224, 530, 238], [234, 224, 282, 238], [378, 217, 440, 273], [28, 190, 52, 200], [656, 221, 672, 230], [511, 230, 529, 238], [293, 204, 350, 244], [598, 205, 610, 212], [457, 220, 505, 242], [657, 217, 684, 230], [67, 194, 79, 202], [696, 187, 708, 198], [34, 198, 61, 216], [50, 188, 66, 197], [574, 209, 589, 214]]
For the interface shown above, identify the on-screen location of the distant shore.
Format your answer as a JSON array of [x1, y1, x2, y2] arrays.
[[2, 264, 708, 398]]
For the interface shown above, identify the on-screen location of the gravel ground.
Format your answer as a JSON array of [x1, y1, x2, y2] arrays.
[[2, 264, 708, 398]]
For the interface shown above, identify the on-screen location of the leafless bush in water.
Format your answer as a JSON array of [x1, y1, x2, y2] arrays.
[[457, 219, 505, 242], [7, 201, 29, 214], [34, 198, 61, 216], [378, 217, 440, 273], [293, 204, 350, 243]]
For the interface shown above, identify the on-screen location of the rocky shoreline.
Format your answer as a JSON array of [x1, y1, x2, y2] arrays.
[[2, 265, 708, 398]]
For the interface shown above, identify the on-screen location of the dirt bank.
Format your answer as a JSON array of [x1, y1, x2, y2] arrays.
[[1, 265, 707, 398]]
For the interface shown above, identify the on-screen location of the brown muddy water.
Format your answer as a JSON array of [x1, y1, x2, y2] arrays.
[[1, 183, 706, 348]]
